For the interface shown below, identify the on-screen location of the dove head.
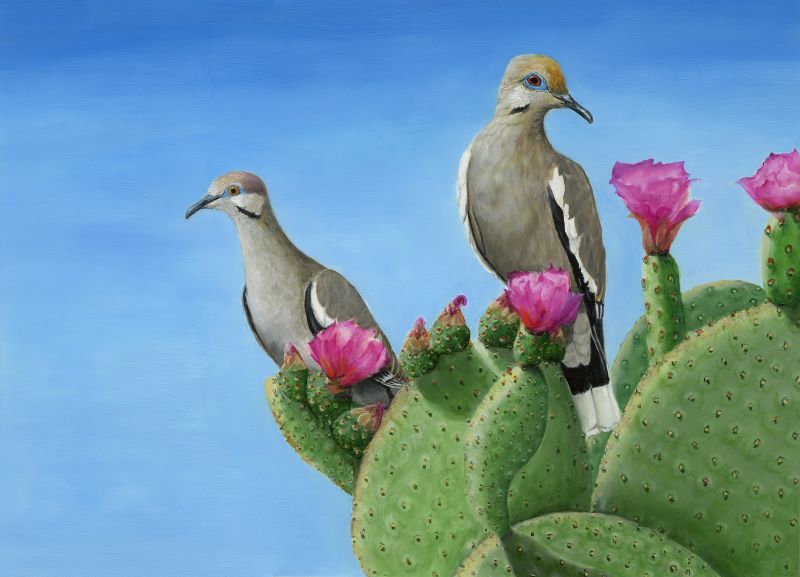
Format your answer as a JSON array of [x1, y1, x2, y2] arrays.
[[495, 54, 592, 123], [185, 171, 271, 221]]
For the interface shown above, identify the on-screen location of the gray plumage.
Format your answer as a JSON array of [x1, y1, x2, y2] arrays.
[[458, 54, 619, 434], [187, 170, 402, 406]]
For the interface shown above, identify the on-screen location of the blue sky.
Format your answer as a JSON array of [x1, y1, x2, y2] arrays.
[[1, 1, 798, 576]]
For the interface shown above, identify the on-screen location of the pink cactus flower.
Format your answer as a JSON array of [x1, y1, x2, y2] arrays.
[[738, 149, 800, 212], [308, 320, 388, 391], [610, 159, 701, 254], [435, 295, 468, 327], [402, 317, 431, 353], [505, 268, 582, 335]]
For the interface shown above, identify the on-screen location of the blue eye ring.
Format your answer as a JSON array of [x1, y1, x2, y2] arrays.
[[523, 73, 547, 91], [227, 184, 241, 196]]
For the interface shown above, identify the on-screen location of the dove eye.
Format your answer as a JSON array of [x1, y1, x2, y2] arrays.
[[228, 185, 240, 196], [523, 74, 544, 90]]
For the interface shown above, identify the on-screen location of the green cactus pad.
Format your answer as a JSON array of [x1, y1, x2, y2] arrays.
[[431, 323, 471, 355], [265, 377, 357, 494], [594, 303, 800, 577], [351, 343, 513, 577], [612, 280, 766, 414], [477, 300, 520, 349], [306, 371, 357, 426], [513, 329, 565, 367], [333, 404, 384, 458], [762, 211, 800, 306], [399, 348, 439, 378], [642, 253, 686, 359], [453, 512, 722, 577], [464, 366, 549, 535], [506, 364, 592, 523], [275, 366, 309, 403], [598, 280, 767, 482]]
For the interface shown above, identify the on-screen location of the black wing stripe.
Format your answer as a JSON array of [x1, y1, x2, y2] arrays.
[[304, 281, 325, 335], [242, 286, 270, 353], [547, 185, 610, 384]]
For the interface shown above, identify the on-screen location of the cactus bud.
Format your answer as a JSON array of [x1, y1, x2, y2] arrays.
[[399, 317, 438, 377], [478, 293, 520, 349], [334, 402, 385, 457], [276, 343, 309, 402], [431, 295, 471, 354], [513, 327, 566, 367]]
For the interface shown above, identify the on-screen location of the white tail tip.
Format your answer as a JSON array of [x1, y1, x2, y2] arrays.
[[572, 390, 599, 436], [592, 384, 621, 432]]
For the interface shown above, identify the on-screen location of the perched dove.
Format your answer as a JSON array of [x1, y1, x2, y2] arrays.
[[186, 170, 403, 406], [458, 54, 620, 435]]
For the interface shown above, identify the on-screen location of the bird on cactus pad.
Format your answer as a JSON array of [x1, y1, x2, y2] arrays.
[[458, 54, 618, 435], [186, 171, 404, 406]]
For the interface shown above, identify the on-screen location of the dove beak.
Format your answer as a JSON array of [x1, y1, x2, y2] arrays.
[[185, 194, 223, 219], [554, 93, 593, 124]]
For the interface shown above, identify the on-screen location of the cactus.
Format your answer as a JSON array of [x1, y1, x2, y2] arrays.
[[762, 211, 800, 305], [351, 340, 510, 577], [351, 303, 590, 577], [505, 364, 591, 524], [399, 317, 438, 378], [464, 366, 550, 535], [257, 153, 800, 577], [454, 512, 722, 577], [477, 294, 520, 349], [587, 281, 767, 477], [593, 303, 800, 577], [642, 253, 686, 358], [265, 375, 357, 494], [333, 403, 385, 458], [306, 371, 357, 425]]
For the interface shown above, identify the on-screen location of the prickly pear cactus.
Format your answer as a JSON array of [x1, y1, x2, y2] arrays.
[[265, 375, 357, 493], [351, 301, 592, 577], [454, 512, 723, 577], [351, 341, 509, 577], [264, 345, 383, 494], [258, 153, 800, 577], [594, 303, 800, 577], [612, 280, 766, 411], [587, 281, 767, 475]]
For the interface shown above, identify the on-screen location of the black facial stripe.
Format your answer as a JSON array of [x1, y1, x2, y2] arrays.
[[237, 206, 259, 219], [509, 104, 530, 115]]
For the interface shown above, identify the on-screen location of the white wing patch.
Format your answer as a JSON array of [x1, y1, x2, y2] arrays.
[[310, 279, 336, 328], [457, 142, 496, 275], [549, 166, 598, 295]]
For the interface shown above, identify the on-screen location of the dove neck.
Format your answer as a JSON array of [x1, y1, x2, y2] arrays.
[[234, 213, 315, 292], [526, 111, 552, 146]]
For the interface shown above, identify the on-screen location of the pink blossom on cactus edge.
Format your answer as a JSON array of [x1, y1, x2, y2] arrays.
[[402, 317, 431, 353], [610, 159, 701, 254], [308, 320, 388, 390], [504, 268, 582, 335], [738, 150, 800, 212], [435, 295, 468, 327], [281, 342, 307, 371]]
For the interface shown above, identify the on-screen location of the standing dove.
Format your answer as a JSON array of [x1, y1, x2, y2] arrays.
[[458, 55, 619, 435]]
